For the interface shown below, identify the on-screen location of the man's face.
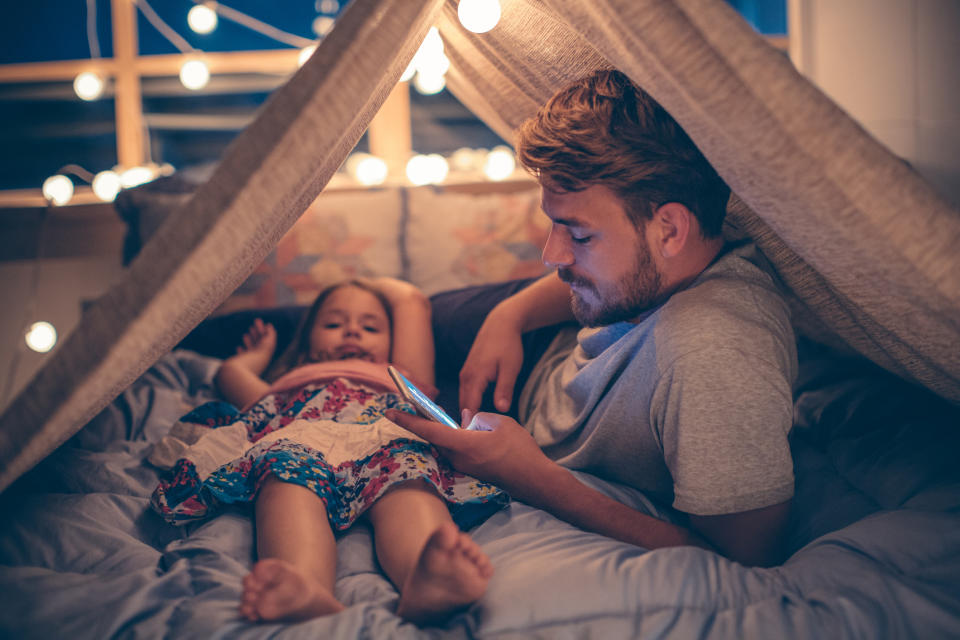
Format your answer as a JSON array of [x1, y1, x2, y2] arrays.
[[540, 184, 663, 326]]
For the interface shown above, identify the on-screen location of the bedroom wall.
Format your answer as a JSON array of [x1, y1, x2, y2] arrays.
[[788, 0, 960, 207], [0, 256, 124, 412]]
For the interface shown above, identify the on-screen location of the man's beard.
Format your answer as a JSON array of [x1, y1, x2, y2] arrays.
[[559, 245, 663, 327]]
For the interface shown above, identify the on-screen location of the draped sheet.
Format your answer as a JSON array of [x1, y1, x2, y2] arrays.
[[1, 0, 959, 492], [437, 0, 960, 401]]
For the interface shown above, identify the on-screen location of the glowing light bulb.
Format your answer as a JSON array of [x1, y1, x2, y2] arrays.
[[406, 154, 448, 186], [413, 72, 446, 95], [25, 321, 57, 353], [458, 0, 501, 34], [312, 16, 335, 37], [450, 147, 477, 172], [187, 3, 218, 34], [73, 71, 105, 101], [120, 166, 156, 188], [357, 156, 388, 186], [400, 59, 417, 83], [299, 44, 317, 67], [92, 170, 122, 202], [484, 146, 516, 181], [318, 0, 339, 13], [179, 59, 210, 90], [42, 175, 73, 206]]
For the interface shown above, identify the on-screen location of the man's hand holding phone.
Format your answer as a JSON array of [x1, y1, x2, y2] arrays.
[[387, 366, 460, 429]]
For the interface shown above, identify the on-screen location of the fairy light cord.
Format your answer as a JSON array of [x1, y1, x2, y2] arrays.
[[200, 1, 316, 49], [135, 0, 198, 54], [86, 0, 101, 58]]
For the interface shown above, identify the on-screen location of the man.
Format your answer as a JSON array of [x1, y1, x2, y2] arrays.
[[387, 69, 796, 567]]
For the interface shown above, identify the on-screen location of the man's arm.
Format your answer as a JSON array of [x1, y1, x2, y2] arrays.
[[386, 409, 789, 566], [459, 273, 575, 413]]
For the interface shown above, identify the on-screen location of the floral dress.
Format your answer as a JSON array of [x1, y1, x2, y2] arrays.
[[151, 360, 506, 529]]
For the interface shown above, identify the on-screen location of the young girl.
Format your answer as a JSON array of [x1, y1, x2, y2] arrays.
[[151, 277, 505, 625]]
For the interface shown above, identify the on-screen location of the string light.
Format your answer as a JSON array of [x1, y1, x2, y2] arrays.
[[92, 170, 122, 202], [484, 145, 516, 181], [312, 16, 335, 37], [346, 153, 389, 186], [42, 175, 74, 206], [180, 59, 211, 90], [187, 3, 218, 34], [25, 322, 58, 354], [406, 154, 449, 186], [73, 71, 105, 101], [298, 44, 317, 67], [413, 72, 446, 95], [458, 0, 502, 34], [120, 165, 158, 188]]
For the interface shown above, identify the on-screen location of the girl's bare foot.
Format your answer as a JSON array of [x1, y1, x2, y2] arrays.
[[396, 523, 494, 625], [240, 558, 345, 622]]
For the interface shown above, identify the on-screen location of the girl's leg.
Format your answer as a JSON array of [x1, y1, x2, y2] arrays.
[[240, 475, 345, 622], [364, 479, 493, 625]]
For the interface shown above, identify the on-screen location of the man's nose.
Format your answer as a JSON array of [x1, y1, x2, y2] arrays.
[[542, 226, 574, 268]]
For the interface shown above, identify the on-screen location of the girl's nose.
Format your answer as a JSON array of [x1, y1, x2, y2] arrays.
[[343, 322, 361, 338], [542, 226, 574, 268]]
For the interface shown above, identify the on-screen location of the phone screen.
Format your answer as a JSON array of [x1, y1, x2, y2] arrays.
[[387, 366, 460, 429]]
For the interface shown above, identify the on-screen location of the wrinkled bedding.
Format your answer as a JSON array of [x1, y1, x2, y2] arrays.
[[2, 347, 959, 639]]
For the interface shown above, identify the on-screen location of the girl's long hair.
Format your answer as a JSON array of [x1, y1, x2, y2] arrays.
[[263, 279, 393, 382]]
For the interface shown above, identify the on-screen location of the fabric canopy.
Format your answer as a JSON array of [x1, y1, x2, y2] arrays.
[[1, 0, 958, 493]]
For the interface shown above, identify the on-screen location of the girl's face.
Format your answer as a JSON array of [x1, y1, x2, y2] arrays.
[[307, 285, 391, 364]]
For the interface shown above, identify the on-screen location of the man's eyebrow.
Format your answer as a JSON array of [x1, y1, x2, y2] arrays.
[[551, 216, 591, 228]]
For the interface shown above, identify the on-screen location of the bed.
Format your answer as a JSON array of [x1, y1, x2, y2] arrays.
[[2, 300, 960, 638], [3, 0, 960, 637]]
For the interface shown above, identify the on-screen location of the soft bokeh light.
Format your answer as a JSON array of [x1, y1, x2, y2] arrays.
[[25, 322, 57, 353], [319, 0, 340, 15], [484, 145, 517, 181], [312, 16, 335, 37], [346, 153, 388, 186], [450, 147, 479, 172], [413, 72, 446, 95], [73, 71, 105, 101], [187, 4, 218, 34], [298, 44, 317, 67], [92, 170, 122, 202], [179, 59, 210, 90], [120, 165, 156, 188], [406, 154, 449, 186], [42, 175, 73, 206], [458, 0, 502, 34]]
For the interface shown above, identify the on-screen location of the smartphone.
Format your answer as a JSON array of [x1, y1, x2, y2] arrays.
[[387, 366, 460, 429]]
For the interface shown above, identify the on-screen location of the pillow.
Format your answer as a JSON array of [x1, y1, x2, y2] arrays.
[[404, 185, 550, 295], [218, 188, 405, 312]]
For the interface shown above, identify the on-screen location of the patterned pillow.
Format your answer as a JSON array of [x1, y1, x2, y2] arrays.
[[404, 184, 550, 295], [219, 188, 404, 312]]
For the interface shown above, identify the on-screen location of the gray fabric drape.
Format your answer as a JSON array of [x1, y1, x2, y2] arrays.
[[2, 0, 958, 493], [439, 0, 960, 402]]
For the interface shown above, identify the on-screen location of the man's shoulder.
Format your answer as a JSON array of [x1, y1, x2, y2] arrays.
[[655, 244, 794, 361]]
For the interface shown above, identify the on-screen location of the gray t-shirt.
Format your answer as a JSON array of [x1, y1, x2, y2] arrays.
[[518, 242, 797, 516]]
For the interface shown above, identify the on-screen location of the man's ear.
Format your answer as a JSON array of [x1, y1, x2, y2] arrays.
[[651, 202, 692, 258]]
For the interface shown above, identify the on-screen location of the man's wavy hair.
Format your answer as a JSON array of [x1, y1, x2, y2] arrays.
[[516, 69, 729, 237]]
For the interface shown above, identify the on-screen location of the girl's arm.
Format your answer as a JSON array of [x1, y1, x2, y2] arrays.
[[371, 277, 435, 388], [214, 318, 276, 408]]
